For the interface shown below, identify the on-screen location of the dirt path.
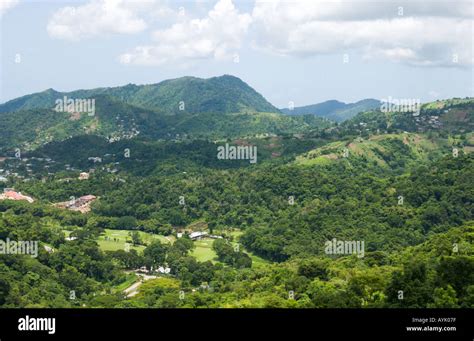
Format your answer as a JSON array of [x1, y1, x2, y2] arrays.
[[123, 274, 159, 298]]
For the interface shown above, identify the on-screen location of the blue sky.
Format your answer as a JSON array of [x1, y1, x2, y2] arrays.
[[1, 0, 472, 108]]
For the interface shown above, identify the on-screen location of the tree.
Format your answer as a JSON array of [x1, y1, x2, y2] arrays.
[[108, 249, 144, 269], [143, 241, 168, 270], [428, 286, 459, 308], [115, 216, 137, 230], [0, 276, 10, 305], [212, 239, 234, 263], [233, 252, 252, 269], [436, 256, 474, 296], [172, 238, 194, 256], [131, 231, 142, 246], [386, 261, 433, 308], [297, 258, 329, 280]]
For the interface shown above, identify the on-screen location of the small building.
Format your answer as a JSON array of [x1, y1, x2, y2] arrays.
[[78, 172, 89, 180], [157, 267, 171, 274], [88, 157, 102, 163], [72, 195, 96, 207], [138, 266, 149, 273], [189, 231, 208, 240], [44, 245, 54, 253]]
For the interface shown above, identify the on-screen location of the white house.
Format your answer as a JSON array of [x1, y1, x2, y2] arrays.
[[189, 231, 208, 240]]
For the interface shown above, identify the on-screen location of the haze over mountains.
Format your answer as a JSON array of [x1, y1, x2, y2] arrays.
[[280, 99, 382, 122]]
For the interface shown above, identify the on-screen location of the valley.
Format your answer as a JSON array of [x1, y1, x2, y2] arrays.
[[0, 76, 473, 308]]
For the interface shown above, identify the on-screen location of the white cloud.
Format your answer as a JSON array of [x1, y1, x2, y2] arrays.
[[0, 0, 19, 16], [48, 0, 472, 68], [119, 0, 252, 65], [251, 0, 473, 67], [47, 0, 171, 41]]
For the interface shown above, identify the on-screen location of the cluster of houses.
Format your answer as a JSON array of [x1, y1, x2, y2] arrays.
[[136, 266, 171, 274], [88, 156, 120, 174], [0, 151, 122, 182], [106, 116, 141, 143], [0, 156, 57, 181], [414, 115, 443, 130]]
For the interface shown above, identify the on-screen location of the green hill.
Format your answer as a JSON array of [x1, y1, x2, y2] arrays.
[[0, 98, 329, 151], [0, 76, 335, 150], [295, 132, 456, 171], [0, 75, 279, 114], [337, 97, 474, 135]]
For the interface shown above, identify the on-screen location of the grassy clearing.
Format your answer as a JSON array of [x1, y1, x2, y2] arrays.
[[295, 155, 334, 166], [191, 231, 270, 267], [97, 239, 145, 253], [248, 253, 270, 267], [97, 229, 174, 253], [191, 238, 218, 263], [294, 133, 455, 168], [229, 230, 271, 267]]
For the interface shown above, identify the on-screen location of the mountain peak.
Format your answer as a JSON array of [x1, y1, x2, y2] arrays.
[[0, 75, 279, 115]]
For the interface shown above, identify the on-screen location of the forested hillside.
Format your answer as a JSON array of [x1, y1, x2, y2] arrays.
[[0, 77, 330, 150], [0, 75, 280, 115], [0, 78, 472, 308]]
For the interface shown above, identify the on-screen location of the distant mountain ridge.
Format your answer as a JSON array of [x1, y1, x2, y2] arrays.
[[0, 75, 280, 115], [0, 76, 331, 150], [281, 99, 382, 122], [4, 74, 469, 152]]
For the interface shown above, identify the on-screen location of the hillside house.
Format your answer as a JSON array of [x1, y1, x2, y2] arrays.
[[0, 189, 34, 203], [88, 157, 102, 163], [78, 172, 89, 180], [55, 194, 97, 213], [72, 195, 96, 208]]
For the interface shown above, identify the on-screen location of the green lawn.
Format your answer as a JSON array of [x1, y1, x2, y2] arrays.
[[98, 228, 269, 266], [97, 229, 174, 253], [191, 238, 218, 262], [190, 235, 269, 267], [248, 252, 270, 267], [97, 239, 145, 253]]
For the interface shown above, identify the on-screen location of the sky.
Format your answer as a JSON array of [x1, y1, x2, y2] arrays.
[[0, 0, 473, 108]]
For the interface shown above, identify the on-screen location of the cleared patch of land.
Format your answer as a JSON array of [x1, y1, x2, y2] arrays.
[[191, 238, 217, 262], [191, 233, 269, 267], [97, 229, 174, 253]]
